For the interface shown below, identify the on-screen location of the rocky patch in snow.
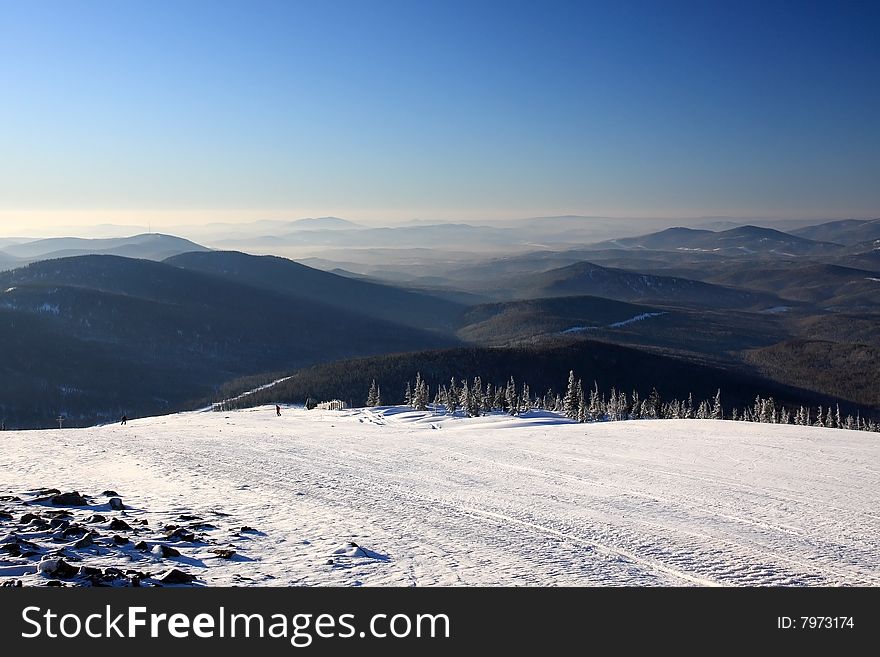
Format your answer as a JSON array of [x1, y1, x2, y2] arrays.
[[0, 487, 263, 587]]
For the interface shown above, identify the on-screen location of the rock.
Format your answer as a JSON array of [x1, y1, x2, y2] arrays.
[[240, 526, 256, 533], [325, 559, 334, 565], [165, 528, 196, 542], [0, 511, 13, 520], [51, 491, 89, 506], [189, 522, 216, 530], [38, 558, 79, 579], [1, 543, 22, 557], [112, 534, 129, 545], [79, 566, 102, 578], [85, 514, 107, 524], [177, 514, 201, 521], [209, 548, 236, 559], [28, 518, 50, 530], [46, 580, 64, 587], [101, 490, 119, 497], [109, 518, 132, 531], [19, 513, 39, 524], [108, 497, 124, 511], [130, 576, 141, 587], [0, 495, 22, 502], [62, 525, 86, 538], [134, 541, 149, 551], [157, 568, 196, 584], [151, 544, 180, 558], [43, 509, 73, 518], [49, 518, 70, 530], [73, 534, 94, 549], [34, 488, 61, 496], [331, 541, 368, 558], [103, 567, 125, 580]]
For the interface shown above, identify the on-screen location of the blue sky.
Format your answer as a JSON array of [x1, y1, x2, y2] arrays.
[[1, 0, 878, 228]]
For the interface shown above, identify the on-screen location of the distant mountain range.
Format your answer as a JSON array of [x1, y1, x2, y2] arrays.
[[593, 225, 841, 256], [791, 218, 880, 246], [0, 233, 209, 271], [1, 215, 878, 427]]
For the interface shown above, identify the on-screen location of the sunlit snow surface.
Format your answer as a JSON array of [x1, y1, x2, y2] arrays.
[[1, 406, 878, 586]]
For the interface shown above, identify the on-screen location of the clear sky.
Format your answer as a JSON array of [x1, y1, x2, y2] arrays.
[[1, 0, 878, 232]]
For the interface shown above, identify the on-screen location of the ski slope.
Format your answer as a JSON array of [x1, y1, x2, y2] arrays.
[[1, 406, 878, 586]]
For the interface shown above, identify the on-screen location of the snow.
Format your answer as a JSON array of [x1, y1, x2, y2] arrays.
[[607, 311, 667, 328], [764, 306, 790, 313], [866, 277, 880, 283], [1, 407, 878, 587], [562, 325, 598, 333], [563, 311, 666, 334]]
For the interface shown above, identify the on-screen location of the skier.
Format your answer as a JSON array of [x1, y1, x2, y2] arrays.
[[120, 414, 128, 425], [276, 405, 281, 417]]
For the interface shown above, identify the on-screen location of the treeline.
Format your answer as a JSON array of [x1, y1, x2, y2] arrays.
[[362, 370, 880, 433], [212, 344, 870, 420]]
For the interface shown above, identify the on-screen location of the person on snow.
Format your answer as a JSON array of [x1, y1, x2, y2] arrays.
[[276, 405, 281, 417], [120, 414, 128, 425]]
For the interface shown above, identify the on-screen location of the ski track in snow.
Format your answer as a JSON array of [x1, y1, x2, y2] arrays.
[[1, 408, 878, 587]]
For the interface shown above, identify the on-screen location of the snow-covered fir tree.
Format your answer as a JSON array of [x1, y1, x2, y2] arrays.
[[365, 379, 379, 407], [563, 371, 579, 420]]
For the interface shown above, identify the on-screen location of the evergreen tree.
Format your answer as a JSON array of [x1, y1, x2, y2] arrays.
[[505, 376, 519, 416], [404, 381, 413, 407], [588, 382, 603, 421], [646, 388, 661, 419], [494, 385, 506, 412], [577, 382, 586, 423], [711, 389, 723, 420], [685, 393, 695, 419], [520, 382, 531, 413], [413, 373, 428, 411], [365, 379, 379, 407], [697, 400, 710, 419], [563, 371, 579, 420], [446, 378, 459, 415], [630, 390, 642, 419]]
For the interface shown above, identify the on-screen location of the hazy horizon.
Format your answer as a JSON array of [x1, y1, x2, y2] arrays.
[[2, 1, 878, 236]]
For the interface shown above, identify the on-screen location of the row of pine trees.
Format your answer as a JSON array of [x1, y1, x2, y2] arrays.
[[362, 371, 880, 432]]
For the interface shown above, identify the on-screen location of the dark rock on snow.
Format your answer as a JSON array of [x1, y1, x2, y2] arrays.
[[152, 544, 180, 558], [109, 518, 132, 531], [157, 569, 196, 584], [51, 491, 88, 506], [209, 548, 236, 559]]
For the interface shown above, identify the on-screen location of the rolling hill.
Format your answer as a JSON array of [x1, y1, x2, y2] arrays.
[[165, 250, 464, 331], [0, 255, 455, 428], [523, 261, 782, 309], [791, 218, 880, 246]]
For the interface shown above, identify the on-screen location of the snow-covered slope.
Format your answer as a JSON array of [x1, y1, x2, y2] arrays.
[[1, 407, 877, 586]]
